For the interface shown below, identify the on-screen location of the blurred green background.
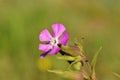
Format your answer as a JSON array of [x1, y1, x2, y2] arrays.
[[0, 0, 120, 80]]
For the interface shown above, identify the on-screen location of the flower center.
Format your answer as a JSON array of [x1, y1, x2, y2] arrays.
[[50, 38, 59, 46]]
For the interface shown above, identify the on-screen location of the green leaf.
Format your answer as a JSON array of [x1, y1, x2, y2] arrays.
[[113, 72, 120, 78], [48, 70, 84, 80], [57, 56, 75, 61], [72, 62, 82, 71], [48, 70, 63, 75], [60, 45, 81, 57], [91, 46, 102, 79]]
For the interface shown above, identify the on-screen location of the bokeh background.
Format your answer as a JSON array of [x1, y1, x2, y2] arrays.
[[0, 0, 120, 80]]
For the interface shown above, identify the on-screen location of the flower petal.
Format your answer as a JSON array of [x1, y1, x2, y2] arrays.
[[52, 23, 66, 38], [49, 46, 60, 55], [39, 29, 52, 42], [59, 32, 69, 45], [39, 44, 52, 52], [40, 49, 52, 58]]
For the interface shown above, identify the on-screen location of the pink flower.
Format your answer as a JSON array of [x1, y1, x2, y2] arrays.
[[39, 23, 69, 58]]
